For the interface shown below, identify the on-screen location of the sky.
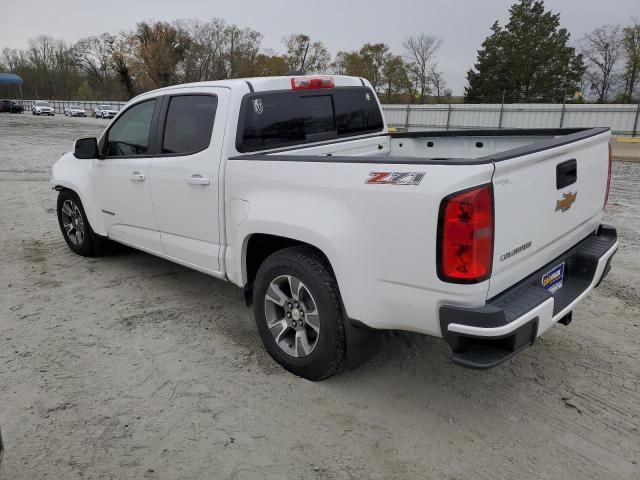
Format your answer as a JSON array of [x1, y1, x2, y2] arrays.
[[1, 0, 637, 94]]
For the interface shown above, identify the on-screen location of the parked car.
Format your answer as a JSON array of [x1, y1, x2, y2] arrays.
[[64, 105, 87, 117], [94, 104, 118, 119], [51, 75, 618, 380], [32, 101, 54, 116], [0, 99, 24, 113]]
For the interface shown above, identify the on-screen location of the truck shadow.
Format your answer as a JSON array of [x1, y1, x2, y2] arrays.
[[91, 247, 569, 399]]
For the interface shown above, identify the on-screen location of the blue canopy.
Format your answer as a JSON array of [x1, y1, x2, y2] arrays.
[[0, 73, 24, 86]]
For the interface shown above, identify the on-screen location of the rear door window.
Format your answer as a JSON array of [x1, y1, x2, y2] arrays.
[[238, 87, 383, 152], [162, 95, 218, 155]]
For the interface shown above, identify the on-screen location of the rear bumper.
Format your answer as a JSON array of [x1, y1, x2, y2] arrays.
[[439, 225, 618, 369]]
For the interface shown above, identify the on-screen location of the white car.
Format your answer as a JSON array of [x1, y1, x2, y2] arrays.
[[94, 104, 118, 119], [64, 105, 86, 117], [51, 75, 618, 380], [32, 101, 54, 116]]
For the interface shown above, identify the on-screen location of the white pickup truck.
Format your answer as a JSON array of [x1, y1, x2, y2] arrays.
[[51, 75, 618, 380]]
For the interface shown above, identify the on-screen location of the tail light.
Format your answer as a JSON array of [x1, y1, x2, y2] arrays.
[[604, 142, 613, 209], [437, 184, 494, 283], [291, 76, 335, 90]]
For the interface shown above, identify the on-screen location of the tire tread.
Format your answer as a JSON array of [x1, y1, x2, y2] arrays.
[[254, 246, 346, 380]]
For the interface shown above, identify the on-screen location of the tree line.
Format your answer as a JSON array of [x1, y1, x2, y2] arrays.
[[1, 0, 638, 104], [465, 0, 639, 103], [0, 19, 447, 104]]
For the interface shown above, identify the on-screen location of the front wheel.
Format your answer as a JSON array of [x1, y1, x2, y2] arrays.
[[253, 246, 346, 380], [56, 190, 100, 257]]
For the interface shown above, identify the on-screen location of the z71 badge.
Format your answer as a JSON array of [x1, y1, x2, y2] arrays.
[[366, 172, 425, 185]]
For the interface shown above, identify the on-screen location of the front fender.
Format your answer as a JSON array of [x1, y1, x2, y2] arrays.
[[51, 153, 105, 236]]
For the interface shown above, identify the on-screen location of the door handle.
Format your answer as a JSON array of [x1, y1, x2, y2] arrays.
[[188, 175, 210, 186], [129, 172, 145, 182]]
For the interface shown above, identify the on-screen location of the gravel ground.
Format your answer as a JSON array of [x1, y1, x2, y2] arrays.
[[0, 113, 639, 480]]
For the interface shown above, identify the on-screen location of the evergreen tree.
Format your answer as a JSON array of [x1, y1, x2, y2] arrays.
[[465, 0, 585, 103]]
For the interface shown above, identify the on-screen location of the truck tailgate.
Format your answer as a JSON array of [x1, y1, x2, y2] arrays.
[[488, 129, 611, 298]]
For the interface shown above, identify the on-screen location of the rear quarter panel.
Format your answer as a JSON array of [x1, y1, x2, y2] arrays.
[[225, 158, 494, 335]]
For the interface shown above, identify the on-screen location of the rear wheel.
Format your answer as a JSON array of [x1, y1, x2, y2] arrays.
[[56, 190, 102, 257], [253, 246, 346, 380]]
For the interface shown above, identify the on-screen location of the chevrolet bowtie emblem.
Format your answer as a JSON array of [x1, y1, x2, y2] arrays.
[[556, 191, 577, 212]]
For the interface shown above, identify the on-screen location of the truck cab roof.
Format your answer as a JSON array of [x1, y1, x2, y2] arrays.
[[133, 75, 369, 98]]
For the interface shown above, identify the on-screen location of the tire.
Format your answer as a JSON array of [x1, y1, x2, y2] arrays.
[[56, 190, 102, 257], [253, 246, 346, 380]]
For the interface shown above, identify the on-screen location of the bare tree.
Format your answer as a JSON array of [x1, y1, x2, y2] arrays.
[[621, 19, 640, 102], [428, 64, 446, 102], [174, 19, 227, 82], [219, 25, 262, 78], [72, 34, 113, 87], [26, 36, 75, 98], [581, 25, 623, 102], [1, 48, 26, 72], [283, 34, 330, 73], [403, 34, 442, 103], [331, 51, 348, 75]]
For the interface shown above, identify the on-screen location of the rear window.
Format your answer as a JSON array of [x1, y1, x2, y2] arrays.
[[238, 87, 383, 152]]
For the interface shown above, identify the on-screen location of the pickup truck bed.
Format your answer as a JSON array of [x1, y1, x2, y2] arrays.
[[228, 126, 616, 368]]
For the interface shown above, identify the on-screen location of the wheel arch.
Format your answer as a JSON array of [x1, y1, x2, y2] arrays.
[[52, 182, 106, 237], [241, 233, 338, 306]]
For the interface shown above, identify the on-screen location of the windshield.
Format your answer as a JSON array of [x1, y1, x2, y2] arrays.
[[36, 102, 50, 107], [70, 105, 82, 109], [102, 105, 114, 110]]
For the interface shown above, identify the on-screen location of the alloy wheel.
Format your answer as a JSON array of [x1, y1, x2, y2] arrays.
[[60, 199, 85, 246], [264, 275, 321, 358]]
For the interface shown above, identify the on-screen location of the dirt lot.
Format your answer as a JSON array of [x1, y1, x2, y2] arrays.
[[1, 113, 639, 480]]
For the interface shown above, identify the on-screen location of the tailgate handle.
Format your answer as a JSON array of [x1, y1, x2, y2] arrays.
[[556, 159, 577, 189]]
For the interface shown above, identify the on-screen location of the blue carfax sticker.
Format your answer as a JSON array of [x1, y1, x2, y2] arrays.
[[542, 262, 565, 293]]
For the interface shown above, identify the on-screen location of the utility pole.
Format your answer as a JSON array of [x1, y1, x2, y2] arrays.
[[498, 90, 505, 128], [559, 88, 568, 128]]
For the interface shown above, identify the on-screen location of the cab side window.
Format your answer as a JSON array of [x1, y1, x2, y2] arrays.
[[106, 100, 156, 157], [162, 95, 218, 155]]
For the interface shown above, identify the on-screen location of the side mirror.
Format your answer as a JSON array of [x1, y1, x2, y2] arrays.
[[74, 137, 100, 159]]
